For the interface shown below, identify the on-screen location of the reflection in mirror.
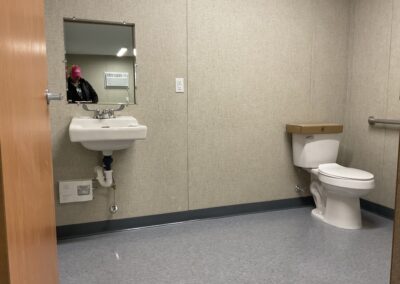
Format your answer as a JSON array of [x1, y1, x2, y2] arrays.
[[64, 19, 136, 105]]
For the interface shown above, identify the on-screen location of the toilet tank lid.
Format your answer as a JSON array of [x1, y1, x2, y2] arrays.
[[318, 163, 374, 181], [286, 123, 343, 134]]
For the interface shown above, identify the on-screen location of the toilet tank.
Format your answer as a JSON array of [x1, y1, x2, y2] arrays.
[[292, 133, 341, 168]]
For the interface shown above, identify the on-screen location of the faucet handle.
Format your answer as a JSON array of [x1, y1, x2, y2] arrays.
[[109, 109, 115, 118], [94, 109, 101, 119], [104, 109, 111, 119]]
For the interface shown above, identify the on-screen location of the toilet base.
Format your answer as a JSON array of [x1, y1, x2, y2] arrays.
[[311, 192, 362, 229], [311, 208, 324, 221]]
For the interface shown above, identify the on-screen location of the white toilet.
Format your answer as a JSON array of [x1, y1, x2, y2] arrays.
[[287, 124, 375, 229]]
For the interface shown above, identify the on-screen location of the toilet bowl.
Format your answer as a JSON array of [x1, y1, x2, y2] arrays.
[[310, 163, 374, 229], [286, 123, 375, 229]]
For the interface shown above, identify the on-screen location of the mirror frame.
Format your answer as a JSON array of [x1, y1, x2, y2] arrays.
[[63, 18, 137, 105]]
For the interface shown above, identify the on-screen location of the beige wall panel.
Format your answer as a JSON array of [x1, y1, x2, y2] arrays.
[[187, 0, 277, 209], [382, 131, 399, 208], [343, 0, 395, 208], [45, 0, 188, 225], [266, 2, 316, 203], [187, 0, 349, 209], [382, 0, 400, 209], [311, 0, 349, 123]]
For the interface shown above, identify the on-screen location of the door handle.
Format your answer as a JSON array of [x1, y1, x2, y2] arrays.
[[45, 89, 63, 104]]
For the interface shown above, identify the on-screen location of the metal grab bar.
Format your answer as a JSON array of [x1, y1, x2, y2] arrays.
[[368, 116, 400, 126]]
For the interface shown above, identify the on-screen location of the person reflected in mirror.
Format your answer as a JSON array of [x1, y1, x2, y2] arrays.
[[67, 65, 98, 103]]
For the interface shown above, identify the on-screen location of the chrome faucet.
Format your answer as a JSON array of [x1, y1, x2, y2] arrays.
[[94, 109, 114, 119], [80, 103, 126, 119]]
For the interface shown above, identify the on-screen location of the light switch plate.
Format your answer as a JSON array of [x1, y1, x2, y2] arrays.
[[176, 78, 184, 93]]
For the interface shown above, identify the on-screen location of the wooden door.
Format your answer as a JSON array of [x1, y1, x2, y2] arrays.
[[0, 0, 59, 283]]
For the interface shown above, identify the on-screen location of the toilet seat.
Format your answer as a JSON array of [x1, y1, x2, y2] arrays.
[[318, 163, 375, 193], [318, 163, 374, 181]]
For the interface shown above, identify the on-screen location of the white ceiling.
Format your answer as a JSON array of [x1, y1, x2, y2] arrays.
[[64, 21, 134, 56]]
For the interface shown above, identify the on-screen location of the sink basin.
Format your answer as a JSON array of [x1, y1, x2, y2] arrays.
[[69, 116, 147, 155]]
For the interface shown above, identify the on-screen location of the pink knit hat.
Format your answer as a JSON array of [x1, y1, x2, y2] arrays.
[[71, 65, 81, 80]]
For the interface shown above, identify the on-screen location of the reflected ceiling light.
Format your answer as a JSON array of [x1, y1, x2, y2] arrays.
[[116, 47, 128, 57], [133, 48, 137, 56]]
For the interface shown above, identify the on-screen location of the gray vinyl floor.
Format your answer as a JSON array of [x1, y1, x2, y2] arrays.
[[58, 207, 393, 284]]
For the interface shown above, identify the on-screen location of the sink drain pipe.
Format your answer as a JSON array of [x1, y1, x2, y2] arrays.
[[95, 155, 114, 188], [95, 155, 119, 214]]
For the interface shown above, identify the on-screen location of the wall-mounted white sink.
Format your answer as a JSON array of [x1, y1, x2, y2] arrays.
[[69, 116, 147, 155]]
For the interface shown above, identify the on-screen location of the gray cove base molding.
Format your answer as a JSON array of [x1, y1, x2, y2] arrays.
[[57, 197, 393, 240]]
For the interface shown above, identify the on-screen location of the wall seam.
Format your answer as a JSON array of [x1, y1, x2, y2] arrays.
[[309, 0, 316, 121], [385, 0, 395, 118], [381, 0, 395, 207], [186, 0, 190, 211], [343, 0, 356, 165]]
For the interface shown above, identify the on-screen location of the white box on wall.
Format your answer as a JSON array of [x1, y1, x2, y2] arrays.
[[104, 72, 129, 88], [59, 180, 93, 203]]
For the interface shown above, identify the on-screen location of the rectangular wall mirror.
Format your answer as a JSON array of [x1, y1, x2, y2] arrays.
[[63, 19, 136, 105]]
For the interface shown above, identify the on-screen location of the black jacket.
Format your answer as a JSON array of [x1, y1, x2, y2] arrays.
[[67, 77, 99, 103]]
